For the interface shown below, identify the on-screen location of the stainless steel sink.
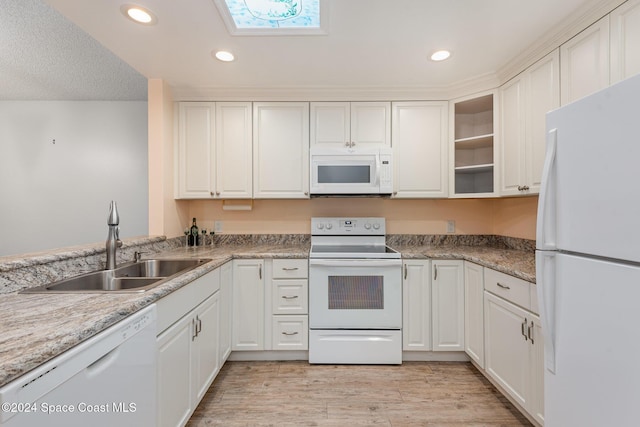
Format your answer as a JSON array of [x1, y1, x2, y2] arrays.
[[21, 258, 211, 293], [115, 259, 207, 278]]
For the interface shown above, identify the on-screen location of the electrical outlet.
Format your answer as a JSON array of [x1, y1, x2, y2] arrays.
[[446, 220, 455, 233], [214, 221, 223, 232]]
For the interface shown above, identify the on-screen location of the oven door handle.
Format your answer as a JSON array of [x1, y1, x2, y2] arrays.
[[309, 259, 402, 268]]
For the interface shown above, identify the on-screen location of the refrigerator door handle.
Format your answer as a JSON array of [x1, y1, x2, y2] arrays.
[[537, 128, 558, 250], [536, 251, 557, 374]]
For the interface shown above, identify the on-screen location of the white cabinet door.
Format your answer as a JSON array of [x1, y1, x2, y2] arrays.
[[219, 261, 232, 364], [176, 102, 215, 198], [350, 102, 391, 148], [499, 75, 527, 196], [431, 260, 464, 351], [392, 102, 448, 198], [253, 102, 309, 198], [402, 260, 431, 351], [310, 102, 390, 148], [215, 102, 252, 199], [232, 259, 265, 350], [561, 16, 610, 105], [610, 0, 640, 83], [500, 49, 559, 197], [464, 261, 484, 368], [157, 314, 192, 427], [192, 293, 220, 404], [526, 49, 560, 194], [310, 102, 350, 147], [484, 291, 529, 409]]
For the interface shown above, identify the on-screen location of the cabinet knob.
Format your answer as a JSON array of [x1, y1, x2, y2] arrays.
[[216, 191, 221, 196], [210, 191, 214, 196]]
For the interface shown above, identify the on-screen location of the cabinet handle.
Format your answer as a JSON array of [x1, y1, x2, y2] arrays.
[[304, 192, 309, 196], [192, 318, 197, 341], [216, 191, 220, 196], [259, 265, 262, 279], [522, 318, 528, 341], [282, 331, 299, 336], [345, 141, 350, 147], [210, 191, 214, 196], [282, 267, 299, 271], [404, 264, 407, 280], [496, 282, 511, 290], [197, 316, 202, 336], [528, 320, 534, 344], [282, 295, 299, 299], [434, 265, 438, 280]]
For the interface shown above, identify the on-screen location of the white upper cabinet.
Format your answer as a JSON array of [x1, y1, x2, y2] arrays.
[[253, 102, 310, 198], [310, 102, 391, 148], [215, 102, 253, 199], [610, 0, 640, 83], [176, 102, 216, 199], [500, 50, 560, 196], [392, 101, 449, 198], [176, 102, 252, 199], [560, 15, 610, 105]]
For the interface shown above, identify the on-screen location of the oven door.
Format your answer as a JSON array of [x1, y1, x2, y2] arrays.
[[309, 258, 402, 329], [310, 154, 379, 194]]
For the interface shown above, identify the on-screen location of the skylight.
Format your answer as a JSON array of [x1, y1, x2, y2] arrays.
[[215, 0, 327, 35]]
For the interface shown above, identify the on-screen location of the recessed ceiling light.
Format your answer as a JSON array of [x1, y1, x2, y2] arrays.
[[214, 51, 235, 62], [430, 50, 451, 61], [121, 4, 157, 25]]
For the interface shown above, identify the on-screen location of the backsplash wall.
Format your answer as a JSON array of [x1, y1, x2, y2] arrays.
[[185, 196, 538, 241]]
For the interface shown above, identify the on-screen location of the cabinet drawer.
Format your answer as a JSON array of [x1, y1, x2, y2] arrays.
[[272, 315, 308, 350], [272, 259, 308, 279], [484, 268, 531, 311], [272, 279, 308, 314]]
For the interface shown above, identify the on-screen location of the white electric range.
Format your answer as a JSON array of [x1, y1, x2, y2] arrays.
[[308, 217, 402, 364]]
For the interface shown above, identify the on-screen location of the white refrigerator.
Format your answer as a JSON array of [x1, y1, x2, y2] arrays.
[[536, 72, 640, 426]]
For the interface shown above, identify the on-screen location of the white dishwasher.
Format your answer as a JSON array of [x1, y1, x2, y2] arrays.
[[0, 304, 156, 426]]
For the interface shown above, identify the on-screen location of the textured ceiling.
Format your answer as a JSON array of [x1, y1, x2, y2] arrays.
[[0, 0, 147, 101]]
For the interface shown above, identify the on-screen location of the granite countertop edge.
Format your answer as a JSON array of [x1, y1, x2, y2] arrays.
[[0, 238, 534, 387]]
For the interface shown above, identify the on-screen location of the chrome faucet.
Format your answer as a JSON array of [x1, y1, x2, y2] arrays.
[[105, 200, 122, 270]]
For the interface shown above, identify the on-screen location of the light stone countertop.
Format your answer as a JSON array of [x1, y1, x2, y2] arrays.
[[0, 237, 534, 388]]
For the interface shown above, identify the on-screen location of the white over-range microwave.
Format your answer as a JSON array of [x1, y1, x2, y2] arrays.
[[309, 147, 393, 195]]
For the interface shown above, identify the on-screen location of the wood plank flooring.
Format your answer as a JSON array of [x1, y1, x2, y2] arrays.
[[187, 361, 533, 426]]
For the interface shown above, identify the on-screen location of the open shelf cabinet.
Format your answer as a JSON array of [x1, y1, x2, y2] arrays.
[[451, 93, 496, 196]]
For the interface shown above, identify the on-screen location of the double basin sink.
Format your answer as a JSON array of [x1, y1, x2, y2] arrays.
[[21, 258, 211, 293]]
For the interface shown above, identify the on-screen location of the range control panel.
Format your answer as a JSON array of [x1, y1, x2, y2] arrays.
[[311, 217, 386, 236]]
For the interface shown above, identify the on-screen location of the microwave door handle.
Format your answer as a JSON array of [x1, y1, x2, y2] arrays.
[[375, 153, 381, 185]]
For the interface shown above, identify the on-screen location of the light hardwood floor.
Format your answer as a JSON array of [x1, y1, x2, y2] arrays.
[[186, 361, 533, 426]]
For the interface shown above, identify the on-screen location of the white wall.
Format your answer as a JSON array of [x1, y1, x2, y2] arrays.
[[0, 101, 148, 256]]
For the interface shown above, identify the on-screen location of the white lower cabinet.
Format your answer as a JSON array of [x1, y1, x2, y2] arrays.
[[484, 291, 544, 425], [232, 258, 309, 353], [232, 259, 265, 350], [464, 261, 484, 368], [431, 260, 465, 351], [156, 268, 222, 427], [402, 260, 432, 351]]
